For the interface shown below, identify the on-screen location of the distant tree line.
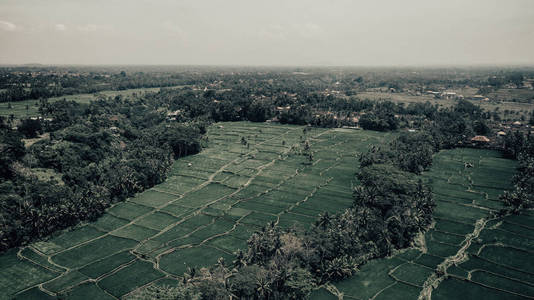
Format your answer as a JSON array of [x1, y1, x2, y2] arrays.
[[0, 70, 192, 103], [140, 85, 497, 138]]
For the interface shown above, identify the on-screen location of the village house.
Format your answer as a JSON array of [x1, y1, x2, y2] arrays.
[[440, 91, 457, 99], [426, 90, 441, 98], [471, 95, 489, 101], [275, 106, 291, 112], [166, 110, 183, 121], [470, 135, 491, 146]]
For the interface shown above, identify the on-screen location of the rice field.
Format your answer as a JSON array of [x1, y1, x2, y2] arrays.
[[356, 91, 532, 119], [1, 122, 526, 299], [0, 86, 185, 118], [314, 148, 532, 300], [0, 122, 391, 299]]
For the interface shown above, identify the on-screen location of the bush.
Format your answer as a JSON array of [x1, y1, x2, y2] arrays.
[[17, 118, 42, 138]]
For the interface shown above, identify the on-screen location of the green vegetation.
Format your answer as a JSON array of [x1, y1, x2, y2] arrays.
[[499, 134, 534, 213], [314, 148, 530, 300], [0, 95, 205, 251], [0, 86, 183, 118], [0, 122, 388, 299], [0, 65, 191, 103], [0, 124, 528, 300], [0, 66, 532, 299]]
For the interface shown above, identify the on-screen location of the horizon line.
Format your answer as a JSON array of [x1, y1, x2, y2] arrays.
[[1, 63, 534, 69]]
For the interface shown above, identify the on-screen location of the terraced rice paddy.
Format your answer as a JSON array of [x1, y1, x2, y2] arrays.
[[314, 148, 533, 300], [0, 122, 391, 299], [1, 123, 527, 300]]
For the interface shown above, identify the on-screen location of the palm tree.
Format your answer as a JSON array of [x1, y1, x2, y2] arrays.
[[316, 212, 331, 230], [183, 266, 196, 283], [233, 249, 247, 268], [255, 275, 272, 299]]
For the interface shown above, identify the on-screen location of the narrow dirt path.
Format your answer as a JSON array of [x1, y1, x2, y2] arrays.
[[418, 215, 493, 299], [418, 156, 492, 300]]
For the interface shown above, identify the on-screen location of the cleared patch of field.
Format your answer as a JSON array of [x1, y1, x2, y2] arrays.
[[356, 91, 533, 118], [314, 148, 529, 300], [0, 121, 389, 299], [97, 260, 165, 298], [0, 248, 59, 298], [486, 88, 534, 103], [78, 251, 136, 279], [62, 282, 115, 300], [0, 85, 186, 118], [51, 236, 138, 269]]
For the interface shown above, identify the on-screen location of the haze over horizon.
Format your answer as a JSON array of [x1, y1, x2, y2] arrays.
[[1, 0, 534, 66]]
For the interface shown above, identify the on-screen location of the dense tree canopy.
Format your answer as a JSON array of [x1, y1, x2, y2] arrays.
[[0, 97, 205, 251]]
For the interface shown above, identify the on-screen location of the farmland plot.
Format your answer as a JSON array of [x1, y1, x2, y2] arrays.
[[0, 86, 188, 118], [316, 148, 531, 300], [0, 122, 389, 299]]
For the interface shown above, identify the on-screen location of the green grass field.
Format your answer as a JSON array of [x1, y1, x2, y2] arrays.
[[356, 91, 533, 119], [314, 148, 532, 300], [0, 122, 391, 299], [0, 86, 184, 118], [487, 88, 534, 104]]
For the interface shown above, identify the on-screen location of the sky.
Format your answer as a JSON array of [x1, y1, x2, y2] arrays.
[[1, 0, 534, 66]]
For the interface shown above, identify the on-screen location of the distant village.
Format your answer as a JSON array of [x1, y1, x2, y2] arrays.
[[192, 76, 533, 154]]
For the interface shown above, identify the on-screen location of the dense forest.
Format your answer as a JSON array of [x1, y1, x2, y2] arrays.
[[0, 97, 205, 250]]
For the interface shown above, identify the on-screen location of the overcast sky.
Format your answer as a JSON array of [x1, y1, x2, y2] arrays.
[[1, 0, 534, 66]]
